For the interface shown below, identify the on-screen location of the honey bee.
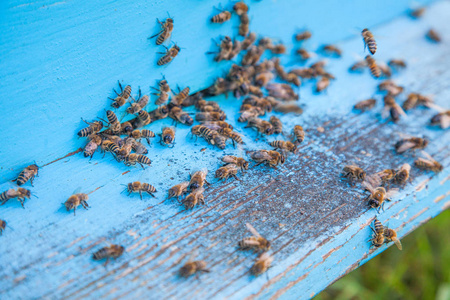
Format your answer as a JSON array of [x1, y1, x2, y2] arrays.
[[222, 155, 249, 170], [241, 32, 257, 50], [182, 187, 205, 209], [169, 106, 194, 126], [160, 127, 176, 147], [126, 91, 149, 115], [269, 140, 297, 154], [217, 128, 243, 146], [290, 67, 316, 79], [295, 30, 312, 41], [101, 140, 121, 158], [241, 45, 264, 66], [93, 244, 125, 265], [409, 7, 425, 19], [215, 164, 240, 181], [109, 82, 131, 109], [131, 129, 155, 145], [315, 76, 330, 93], [321, 45, 342, 57], [171, 87, 190, 106], [388, 59, 407, 70], [202, 121, 233, 130], [426, 29, 441, 43], [213, 134, 227, 150], [361, 28, 377, 55], [292, 125, 305, 145], [168, 181, 189, 202], [251, 252, 273, 276], [124, 153, 152, 169], [341, 165, 366, 185], [354, 99, 376, 112], [150, 17, 174, 45], [1, 188, 31, 208], [394, 163, 411, 185], [179, 258, 210, 278], [255, 71, 274, 87], [266, 83, 299, 101], [125, 181, 156, 199], [245, 117, 274, 136], [157, 44, 181, 66], [77, 119, 103, 137], [64, 193, 89, 215], [383, 95, 406, 122], [375, 169, 396, 185], [414, 151, 443, 173], [349, 60, 367, 72], [0, 219, 6, 235], [296, 48, 312, 61], [249, 150, 285, 168], [127, 138, 148, 155], [15, 164, 39, 186], [379, 63, 392, 78], [103, 110, 121, 134], [149, 105, 170, 121], [365, 55, 381, 78], [270, 44, 286, 55], [243, 96, 272, 113], [238, 223, 271, 252], [429, 106, 450, 129], [211, 8, 232, 23], [191, 125, 217, 141], [362, 175, 398, 212], [233, 1, 248, 16], [267, 116, 282, 134], [369, 218, 385, 248], [395, 136, 428, 154], [239, 13, 250, 36], [120, 121, 134, 135], [84, 134, 103, 159], [189, 169, 209, 190], [378, 80, 404, 96], [195, 112, 226, 122], [136, 109, 152, 127], [383, 226, 402, 250], [151, 78, 171, 106]]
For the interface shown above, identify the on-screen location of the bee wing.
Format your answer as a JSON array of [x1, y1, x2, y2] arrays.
[[400, 163, 411, 171], [258, 252, 273, 263], [396, 141, 415, 153], [426, 102, 446, 113], [396, 132, 413, 139], [222, 155, 236, 164], [420, 151, 436, 162], [361, 180, 375, 193], [441, 115, 450, 129], [246, 223, 262, 238], [386, 188, 399, 198], [393, 238, 402, 250], [72, 187, 83, 195], [381, 106, 390, 118], [362, 175, 381, 192], [396, 104, 407, 117], [252, 151, 273, 161], [243, 239, 262, 246]]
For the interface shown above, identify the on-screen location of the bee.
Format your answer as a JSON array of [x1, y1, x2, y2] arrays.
[[296, 48, 312, 61], [290, 67, 316, 79], [403, 93, 432, 111], [241, 45, 264, 66], [375, 169, 396, 185], [251, 252, 273, 276], [191, 125, 217, 142], [157, 44, 181, 66], [388, 59, 407, 70], [128, 138, 148, 155], [379, 64, 392, 78], [84, 134, 103, 159], [150, 17, 174, 45], [249, 150, 285, 168], [228, 39, 242, 60], [361, 28, 377, 55], [169, 106, 194, 126], [1, 188, 31, 208], [270, 44, 286, 55], [0, 219, 6, 235], [125, 181, 156, 199], [315, 76, 330, 93], [383, 226, 402, 250], [195, 112, 226, 122], [365, 55, 381, 78], [182, 187, 205, 209], [266, 83, 299, 101], [395, 163, 411, 185], [131, 129, 155, 145], [409, 7, 425, 19], [213, 134, 227, 150], [349, 60, 367, 72], [120, 121, 134, 135], [341, 165, 366, 185], [238, 223, 271, 252], [295, 30, 312, 41], [426, 29, 441, 43], [215, 164, 240, 181], [124, 153, 152, 169], [135, 110, 151, 127], [77, 119, 103, 137], [208, 36, 233, 62], [103, 110, 121, 134], [202, 121, 233, 131], [126, 92, 149, 115], [15, 164, 39, 186], [395, 136, 428, 154], [414, 151, 443, 173], [362, 175, 398, 212], [171, 87, 190, 106], [211, 8, 232, 23], [109, 82, 131, 109], [429, 106, 450, 129], [217, 128, 243, 146], [292, 125, 305, 145], [189, 169, 209, 190], [93, 244, 125, 265], [245, 117, 274, 136], [233, 1, 248, 16], [101, 140, 121, 158], [354, 99, 376, 112], [267, 116, 282, 135], [321, 45, 342, 57], [64, 193, 89, 215], [383, 95, 406, 122], [378, 80, 404, 96], [152, 78, 171, 106], [221, 155, 249, 170], [369, 218, 385, 248], [168, 181, 189, 202], [149, 105, 170, 121], [241, 32, 257, 50], [179, 258, 210, 278], [239, 13, 250, 36], [160, 127, 176, 147], [243, 96, 272, 113], [269, 140, 297, 154]]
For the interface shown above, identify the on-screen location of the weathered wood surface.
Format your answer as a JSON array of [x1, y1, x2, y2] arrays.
[[0, 0, 449, 299]]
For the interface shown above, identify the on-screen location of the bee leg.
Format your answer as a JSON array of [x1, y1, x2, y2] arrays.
[[232, 174, 240, 181], [204, 180, 211, 186], [18, 198, 25, 209], [139, 163, 146, 170], [232, 140, 236, 148], [73, 207, 76, 216], [104, 258, 110, 267], [148, 193, 156, 198], [139, 191, 143, 200]]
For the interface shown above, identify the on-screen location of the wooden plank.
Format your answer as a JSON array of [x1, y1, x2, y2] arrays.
[[0, 0, 448, 299]]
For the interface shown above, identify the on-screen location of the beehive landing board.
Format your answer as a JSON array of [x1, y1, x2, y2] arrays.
[[0, 0, 449, 299]]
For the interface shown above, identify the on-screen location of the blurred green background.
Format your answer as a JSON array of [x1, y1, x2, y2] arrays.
[[316, 209, 450, 300]]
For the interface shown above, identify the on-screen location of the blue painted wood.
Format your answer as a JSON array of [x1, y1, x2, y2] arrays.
[[0, 0, 448, 299]]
